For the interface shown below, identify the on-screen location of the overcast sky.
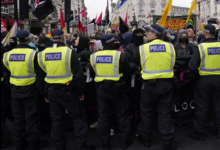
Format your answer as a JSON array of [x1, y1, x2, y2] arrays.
[[84, 0, 193, 20]]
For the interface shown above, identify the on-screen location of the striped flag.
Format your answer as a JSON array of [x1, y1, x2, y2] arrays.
[[1, 21, 18, 46]]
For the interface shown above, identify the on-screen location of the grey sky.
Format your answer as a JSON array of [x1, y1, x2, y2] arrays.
[[84, 0, 193, 20]]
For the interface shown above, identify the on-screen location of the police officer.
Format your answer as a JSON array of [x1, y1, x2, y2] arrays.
[[90, 34, 135, 150], [37, 29, 95, 150], [188, 24, 220, 140], [3, 30, 48, 150], [136, 24, 177, 150]]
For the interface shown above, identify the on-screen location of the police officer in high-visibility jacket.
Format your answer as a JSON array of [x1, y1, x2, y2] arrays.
[[136, 24, 177, 150], [90, 34, 135, 150], [37, 29, 95, 150], [188, 24, 220, 141], [3, 30, 48, 150]]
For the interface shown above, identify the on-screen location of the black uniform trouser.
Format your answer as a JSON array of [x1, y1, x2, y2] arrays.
[[48, 89, 88, 149], [1, 85, 13, 142], [1, 85, 9, 141], [11, 85, 40, 148], [194, 77, 220, 133], [137, 80, 175, 142], [96, 83, 130, 146]]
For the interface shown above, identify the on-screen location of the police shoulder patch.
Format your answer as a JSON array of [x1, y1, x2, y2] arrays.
[[149, 44, 166, 52], [45, 52, 62, 61], [96, 55, 113, 63]]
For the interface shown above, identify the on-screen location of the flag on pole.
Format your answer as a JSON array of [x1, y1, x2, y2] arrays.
[[80, 6, 86, 18], [158, 0, 172, 26], [113, 17, 117, 23], [2, 22, 18, 46], [104, 0, 109, 24], [78, 18, 85, 32], [186, 0, 196, 24], [117, 0, 127, 7], [32, 0, 54, 20], [60, 9, 67, 35], [96, 12, 102, 24], [124, 11, 128, 24]]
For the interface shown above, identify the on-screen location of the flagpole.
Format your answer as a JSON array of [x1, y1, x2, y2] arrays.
[[169, 11, 171, 30]]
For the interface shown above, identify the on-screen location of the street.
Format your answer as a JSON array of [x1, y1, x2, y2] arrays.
[[2, 121, 219, 150]]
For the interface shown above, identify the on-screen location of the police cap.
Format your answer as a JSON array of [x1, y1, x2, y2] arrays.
[[145, 24, 164, 35], [204, 24, 216, 34], [101, 34, 117, 44], [17, 30, 30, 40], [51, 29, 65, 39]]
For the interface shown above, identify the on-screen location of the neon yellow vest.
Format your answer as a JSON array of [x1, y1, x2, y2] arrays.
[[3, 48, 36, 86], [139, 39, 176, 80], [198, 43, 220, 76], [38, 47, 73, 84], [90, 50, 122, 82]]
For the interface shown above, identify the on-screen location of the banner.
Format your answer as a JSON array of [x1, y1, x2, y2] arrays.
[[1, 21, 17, 46], [1, 0, 14, 5], [1, 17, 7, 33], [153, 15, 197, 30]]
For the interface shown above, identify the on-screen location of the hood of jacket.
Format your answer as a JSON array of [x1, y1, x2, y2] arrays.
[[176, 29, 189, 45], [77, 36, 90, 54], [122, 32, 134, 48]]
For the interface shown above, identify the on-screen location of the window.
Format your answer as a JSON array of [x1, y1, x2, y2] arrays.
[[151, 10, 155, 14], [151, 4, 155, 8], [139, 5, 144, 14], [151, 4, 155, 14]]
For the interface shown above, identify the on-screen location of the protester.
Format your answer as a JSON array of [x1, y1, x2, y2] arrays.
[[174, 29, 193, 57], [187, 25, 198, 47], [125, 28, 144, 65], [89, 40, 97, 53], [122, 32, 134, 49], [196, 31, 205, 44], [112, 34, 124, 52], [75, 36, 90, 62], [162, 31, 170, 42], [37, 36, 51, 52], [29, 34, 39, 51], [170, 31, 177, 45], [8, 37, 18, 51]]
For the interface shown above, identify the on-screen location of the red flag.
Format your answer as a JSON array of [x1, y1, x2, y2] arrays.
[[80, 6, 86, 18], [124, 11, 128, 24], [96, 12, 102, 24], [78, 18, 85, 32], [60, 9, 67, 35]]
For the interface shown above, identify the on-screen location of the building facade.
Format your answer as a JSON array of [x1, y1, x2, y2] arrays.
[[196, 0, 220, 23], [1, 0, 87, 35], [110, 0, 190, 26]]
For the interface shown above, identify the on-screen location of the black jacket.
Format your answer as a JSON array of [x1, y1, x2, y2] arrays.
[[77, 36, 90, 63], [125, 43, 141, 66], [90, 47, 138, 82], [189, 38, 218, 78], [37, 42, 85, 97], [174, 43, 193, 57]]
